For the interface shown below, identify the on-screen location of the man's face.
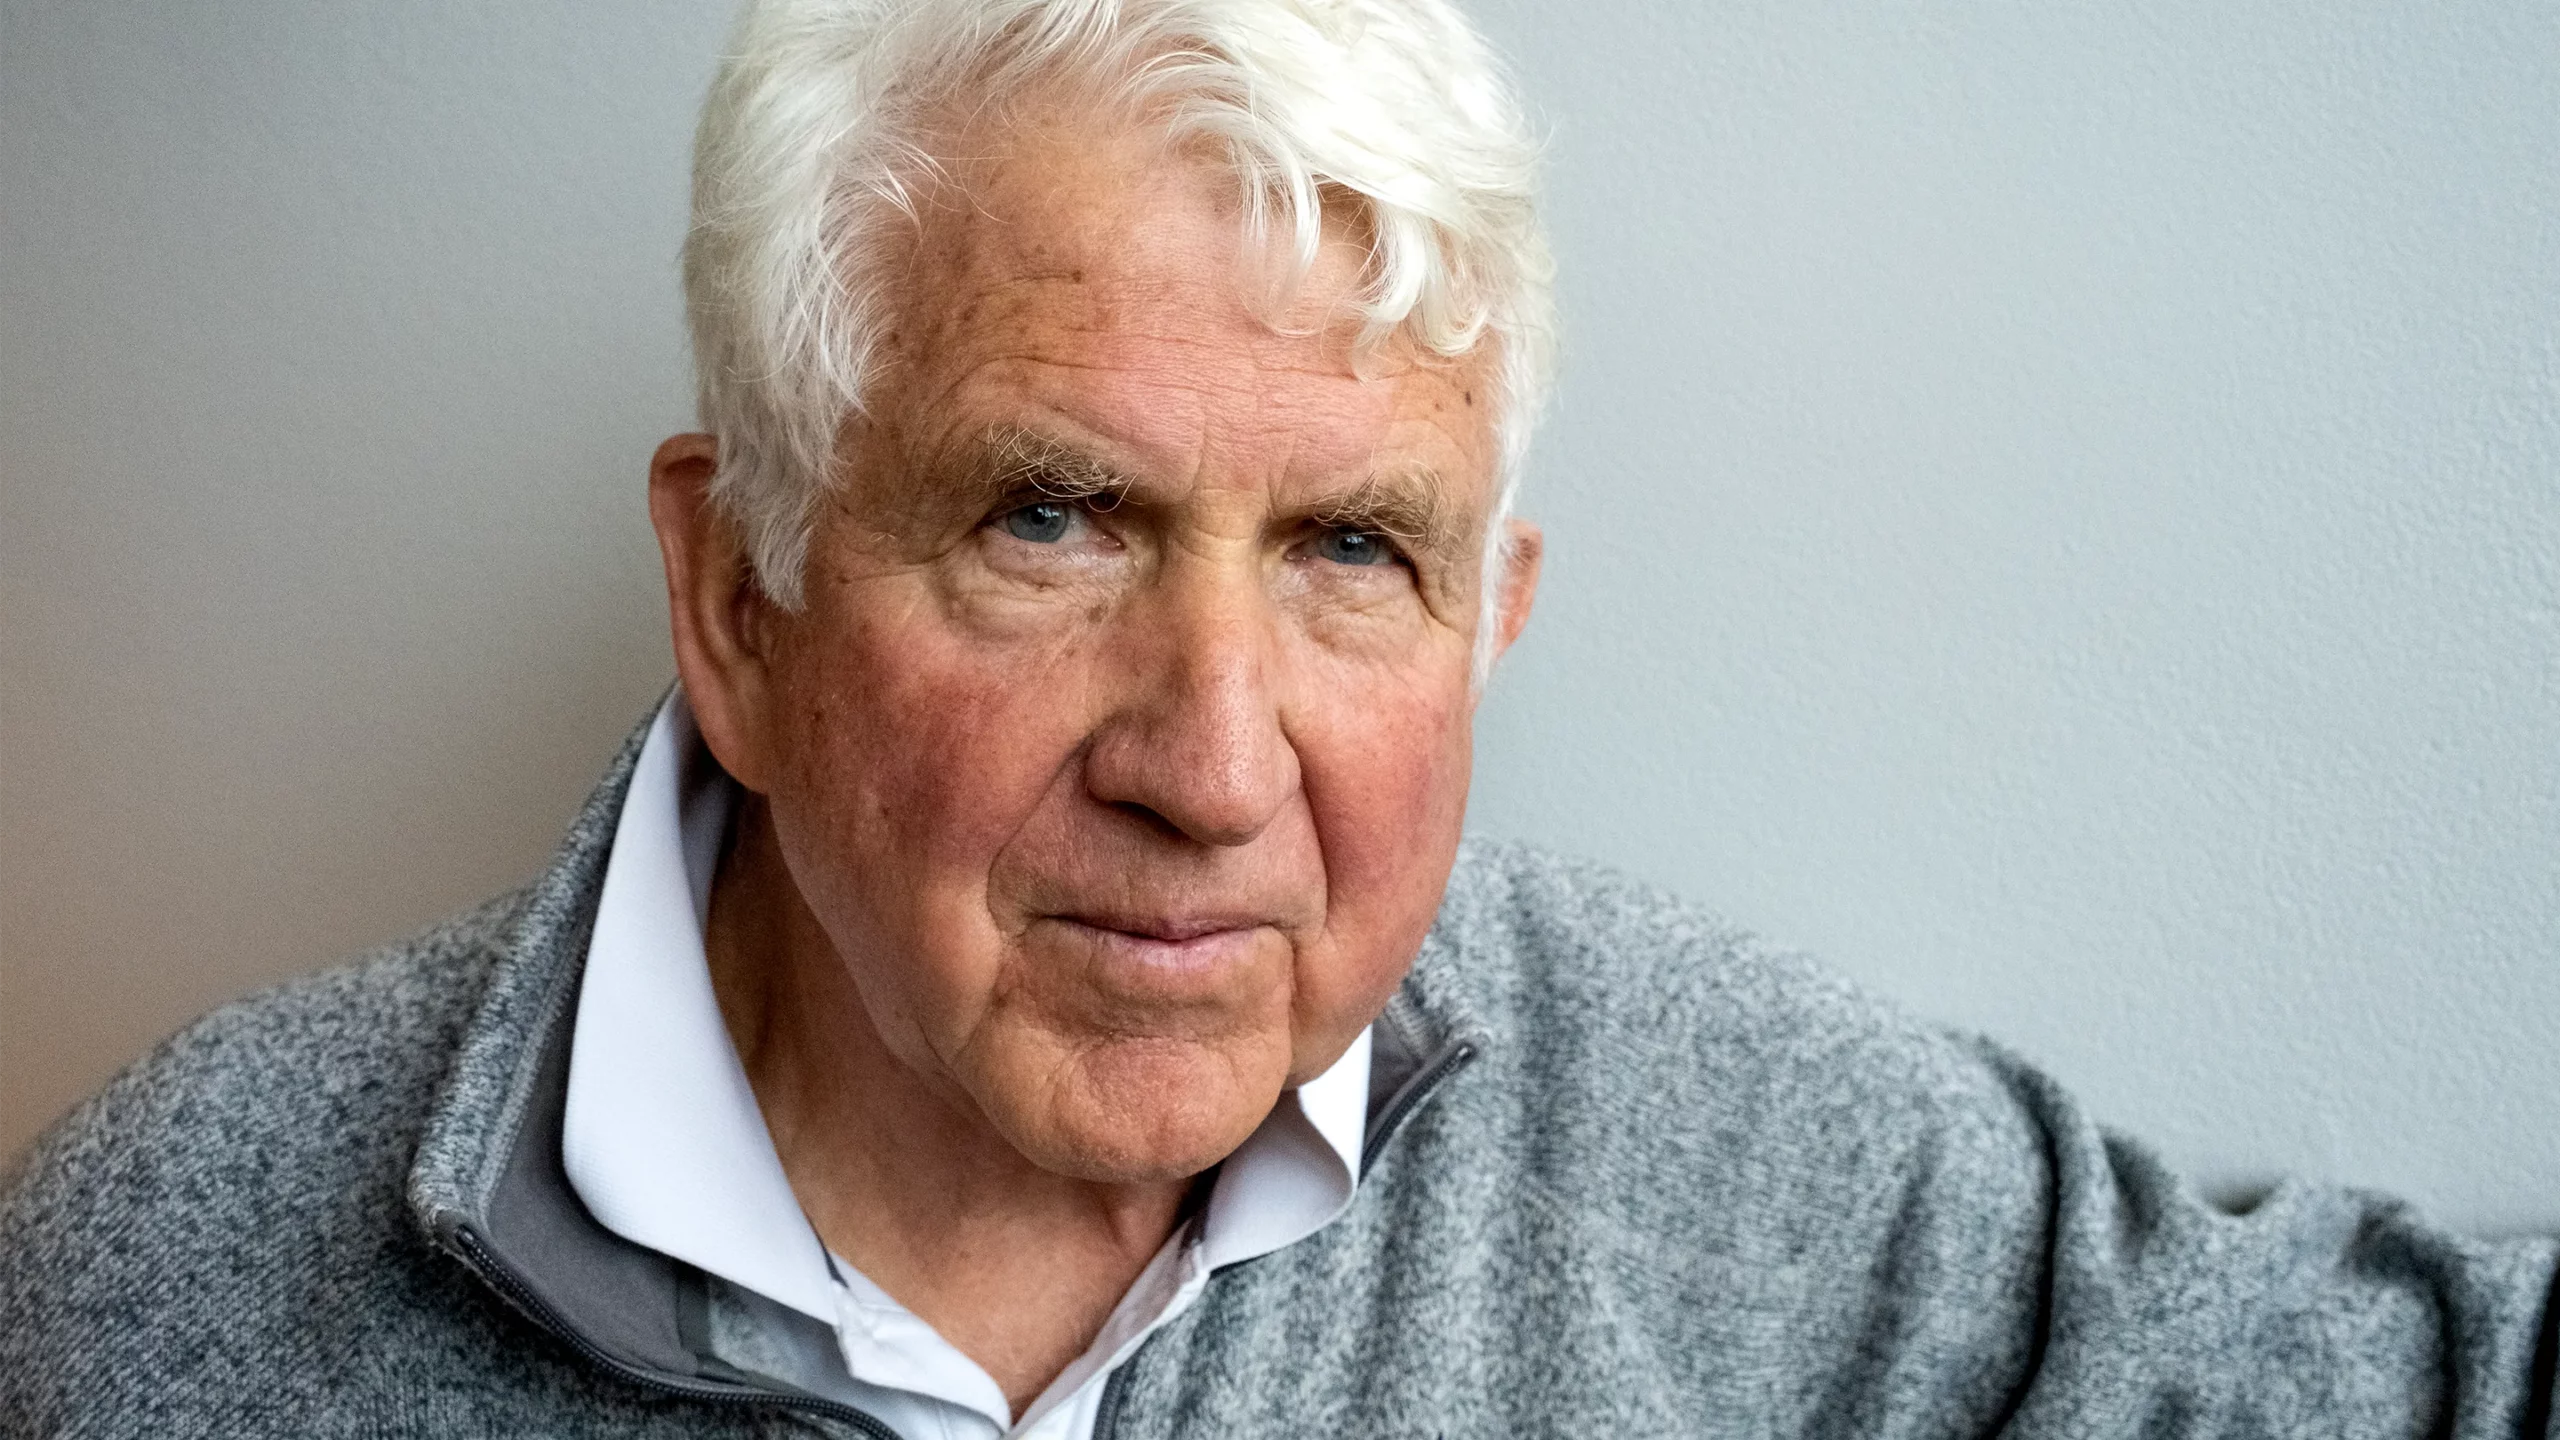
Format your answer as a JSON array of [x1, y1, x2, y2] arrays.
[[681, 108, 1536, 1183]]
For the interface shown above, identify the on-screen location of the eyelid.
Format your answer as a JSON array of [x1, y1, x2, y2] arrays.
[[1306, 520, 1415, 568], [982, 493, 1122, 556], [985, 491, 1092, 529]]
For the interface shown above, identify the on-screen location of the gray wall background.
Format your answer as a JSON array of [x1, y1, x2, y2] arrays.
[[4, 1, 2554, 1230]]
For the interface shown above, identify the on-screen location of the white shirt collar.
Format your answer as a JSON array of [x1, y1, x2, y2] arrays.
[[561, 690, 1371, 1423], [560, 690, 836, 1318]]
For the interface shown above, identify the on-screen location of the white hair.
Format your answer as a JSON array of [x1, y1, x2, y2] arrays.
[[683, 0, 1554, 672]]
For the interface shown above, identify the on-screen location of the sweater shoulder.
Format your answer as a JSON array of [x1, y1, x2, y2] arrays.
[[0, 893, 521, 1382], [1430, 840, 2045, 1211], [5, 891, 519, 1204], [1438, 839, 1983, 1086]]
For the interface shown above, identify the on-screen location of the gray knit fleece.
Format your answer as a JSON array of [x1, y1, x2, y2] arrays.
[[4, 717, 2555, 1438]]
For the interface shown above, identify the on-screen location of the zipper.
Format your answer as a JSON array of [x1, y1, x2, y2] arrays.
[[1359, 1038, 1478, 1179], [445, 1222, 902, 1440], [1091, 1361, 1135, 1439]]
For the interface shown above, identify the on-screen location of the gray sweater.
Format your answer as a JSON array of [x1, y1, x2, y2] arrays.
[[4, 721, 2555, 1437]]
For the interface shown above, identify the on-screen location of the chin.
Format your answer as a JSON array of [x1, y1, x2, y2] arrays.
[[996, 1035, 1279, 1184]]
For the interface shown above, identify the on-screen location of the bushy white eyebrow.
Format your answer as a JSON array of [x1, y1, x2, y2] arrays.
[[981, 426, 1132, 509]]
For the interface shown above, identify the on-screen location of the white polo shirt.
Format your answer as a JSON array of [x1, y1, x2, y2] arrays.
[[559, 692, 1372, 1440]]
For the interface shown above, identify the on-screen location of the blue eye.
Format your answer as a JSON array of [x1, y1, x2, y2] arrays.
[[1000, 501, 1074, 543], [1314, 528, 1396, 566]]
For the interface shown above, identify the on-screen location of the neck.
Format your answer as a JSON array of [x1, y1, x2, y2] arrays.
[[704, 797, 1194, 1420]]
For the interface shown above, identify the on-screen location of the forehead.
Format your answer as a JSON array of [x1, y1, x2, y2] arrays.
[[869, 105, 1500, 514]]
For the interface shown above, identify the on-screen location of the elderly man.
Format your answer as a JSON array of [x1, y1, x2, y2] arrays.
[[4, 0, 2555, 1434]]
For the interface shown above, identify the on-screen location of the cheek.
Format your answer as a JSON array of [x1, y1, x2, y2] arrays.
[[762, 597, 1096, 965], [1290, 660, 1476, 1032]]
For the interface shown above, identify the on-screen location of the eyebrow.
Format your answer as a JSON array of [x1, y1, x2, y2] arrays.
[[971, 425, 1134, 508], [956, 423, 1471, 559]]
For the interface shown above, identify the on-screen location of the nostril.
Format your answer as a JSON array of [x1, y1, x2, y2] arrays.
[[1107, 799, 1186, 839]]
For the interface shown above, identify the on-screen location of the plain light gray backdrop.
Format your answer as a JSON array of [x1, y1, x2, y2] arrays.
[[3, 0, 2554, 1230]]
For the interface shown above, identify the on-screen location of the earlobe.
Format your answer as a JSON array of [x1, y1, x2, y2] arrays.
[[1492, 517, 1543, 658], [647, 432, 779, 791]]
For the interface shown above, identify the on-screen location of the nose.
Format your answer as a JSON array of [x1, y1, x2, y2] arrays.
[[1081, 566, 1299, 848]]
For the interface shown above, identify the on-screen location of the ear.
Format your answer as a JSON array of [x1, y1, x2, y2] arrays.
[[1489, 516, 1543, 661], [648, 433, 785, 793]]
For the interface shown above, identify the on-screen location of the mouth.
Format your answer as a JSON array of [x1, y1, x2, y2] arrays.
[[1062, 911, 1266, 943], [1044, 912, 1274, 987]]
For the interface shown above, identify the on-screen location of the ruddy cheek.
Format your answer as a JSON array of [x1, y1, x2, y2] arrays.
[[842, 597, 1081, 801], [766, 626, 1053, 941], [1302, 683, 1471, 977]]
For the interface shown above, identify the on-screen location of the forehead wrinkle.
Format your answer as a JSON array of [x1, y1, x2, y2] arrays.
[[913, 237, 1374, 373], [943, 314, 1371, 387]]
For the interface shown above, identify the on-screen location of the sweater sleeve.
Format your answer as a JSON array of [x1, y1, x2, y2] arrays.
[[1971, 1043, 2560, 1438]]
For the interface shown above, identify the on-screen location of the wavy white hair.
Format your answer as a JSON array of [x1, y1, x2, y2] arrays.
[[683, 0, 1553, 672]]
